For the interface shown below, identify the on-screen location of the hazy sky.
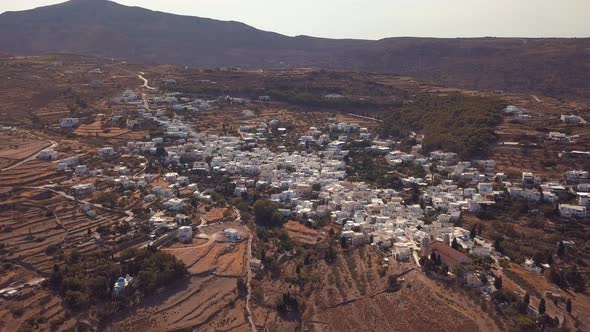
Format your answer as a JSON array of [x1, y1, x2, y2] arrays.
[[2, 0, 589, 39]]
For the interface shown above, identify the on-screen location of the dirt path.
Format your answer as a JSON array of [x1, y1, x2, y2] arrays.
[[345, 113, 383, 123], [161, 235, 217, 252], [235, 208, 256, 332], [138, 72, 156, 90], [17, 185, 131, 221], [1, 137, 57, 172]]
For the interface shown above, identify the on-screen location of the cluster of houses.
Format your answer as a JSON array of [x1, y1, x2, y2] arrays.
[[503, 105, 531, 120], [50, 86, 589, 299]]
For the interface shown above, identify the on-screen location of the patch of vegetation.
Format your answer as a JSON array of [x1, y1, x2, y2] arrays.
[[49, 248, 186, 311], [346, 152, 403, 189], [380, 93, 506, 158], [548, 266, 587, 292], [253, 199, 284, 227], [276, 292, 300, 314], [267, 90, 391, 111], [386, 275, 401, 293]]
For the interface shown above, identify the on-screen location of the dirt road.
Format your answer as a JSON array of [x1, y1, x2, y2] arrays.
[[1, 137, 57, 172], [138, 72, 156, 90]]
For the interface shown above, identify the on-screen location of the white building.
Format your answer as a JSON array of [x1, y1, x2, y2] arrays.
[[72, 183, 95, 196], [163, 198, 185, 211], [224, 228, 241, 242], [177, 226, 193, 243], [548, 132, 570, 142], [579, 193, 590, 207], [392, 243, 412, 261], [74, 165, 87, 175], [477, 183, 493, 195], [559, 204, 587, 218], [566, 170, 590, 183], [561, 114, 585, 124], [60, 118, 79, 129], [38, 149, 59, 160], [98, 147, 116, 158], [523, 258, 542, 274], [112, 275, 133, 297]]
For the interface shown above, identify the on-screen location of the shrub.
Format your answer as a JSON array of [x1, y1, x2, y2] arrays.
[[386, 275, 401, 293], [253, 200, 283, 227], [64, 290, 89, 310]]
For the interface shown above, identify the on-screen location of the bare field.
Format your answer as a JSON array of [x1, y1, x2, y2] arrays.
[[107, 275, 248, 332], [284, 220, 326, 245], [0, 160, 58, 186], [75, 121, 130, 138]]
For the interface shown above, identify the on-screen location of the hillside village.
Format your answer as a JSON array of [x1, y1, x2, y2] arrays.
[[1, 57, 589, 331], [46, 81, 589, 300]]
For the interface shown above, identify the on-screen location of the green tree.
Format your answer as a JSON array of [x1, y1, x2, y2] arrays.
[[451, 238, 460, 251], [340, 236, 348, 249], [205, 155, 213, 171], [523, 292, 530, 306], [155, 145, 168, 158], [64, 290, 89, 310], [253, 200, 282, 227], [521, 292, 531, 313], [85, 276, 109, 300], [538, 298, 546, 315], [493, 238, 503, 254], [236, 278, 247, 297], [557, 240, 565, 258], [386, 275, 401, 292], [494, 275, 503, 289]]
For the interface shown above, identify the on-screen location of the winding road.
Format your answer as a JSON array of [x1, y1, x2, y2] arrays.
[[138, 72, 156, 90], [18, 185, 134, 222]]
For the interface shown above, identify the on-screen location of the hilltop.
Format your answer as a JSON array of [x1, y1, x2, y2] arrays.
[[1, 0, 590, 99]]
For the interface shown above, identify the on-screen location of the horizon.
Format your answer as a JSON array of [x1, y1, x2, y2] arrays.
[[1, 0, 589, 40]]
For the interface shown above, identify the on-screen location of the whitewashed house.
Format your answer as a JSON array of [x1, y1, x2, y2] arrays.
[[98, 147, 116, 158], [60, 118, 80, 129], [75, 165, 87, 175], [163, 198, 185, 211], [523, 258, 542, 274], [177, 226, 193, 243], [477, 183, 493, 195], [224, 228, 241, 242], [566, 170, 589, 183], [72, 183, 95, 196], [38, 149, 59, 160], [559, 204, 587, 218]]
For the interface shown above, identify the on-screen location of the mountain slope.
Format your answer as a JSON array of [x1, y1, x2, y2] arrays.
[[1, 0, 590, 98]]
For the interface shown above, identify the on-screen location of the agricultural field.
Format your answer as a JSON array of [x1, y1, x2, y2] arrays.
[[106, 221, 251, 331], [0, 131, 51, 170], [74, 121, 130, 138], [0, 264, 76, 331]]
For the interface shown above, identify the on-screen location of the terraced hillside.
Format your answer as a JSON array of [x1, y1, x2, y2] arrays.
[[0, 189, 128, 274], [106, 225, 251, 331]]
